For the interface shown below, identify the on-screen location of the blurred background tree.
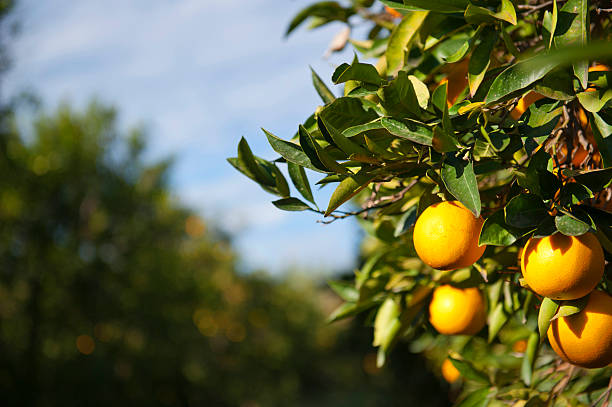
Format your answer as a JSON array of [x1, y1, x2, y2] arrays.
[[0, 77, 448, 407]]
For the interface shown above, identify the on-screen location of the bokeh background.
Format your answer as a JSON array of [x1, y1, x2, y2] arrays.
[[0, 1, 450, 405]]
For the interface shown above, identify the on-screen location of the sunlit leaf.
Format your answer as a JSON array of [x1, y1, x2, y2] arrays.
[[441, 155, 481, 217], [386, 11, 429, 75]]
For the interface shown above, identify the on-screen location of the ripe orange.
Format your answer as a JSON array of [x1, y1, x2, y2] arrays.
[[413, 201, 486, 270], [521, 233, 604, 300], [510, 91, 545, 120], [429, 285, 486, 335], [441, 358, 461, 383], [548, 290, 612, 368]]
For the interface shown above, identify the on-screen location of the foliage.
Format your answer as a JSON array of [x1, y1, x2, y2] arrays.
[[230, 0, 612, 405]]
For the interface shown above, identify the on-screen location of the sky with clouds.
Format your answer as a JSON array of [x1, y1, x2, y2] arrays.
[[3, 0, 367, 274]]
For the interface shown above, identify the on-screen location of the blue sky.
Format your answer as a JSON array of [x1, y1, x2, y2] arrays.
[[3, 0, 366, 273]]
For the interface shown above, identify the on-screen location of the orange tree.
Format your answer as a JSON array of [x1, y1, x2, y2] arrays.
[[230, 0, 612, 405]]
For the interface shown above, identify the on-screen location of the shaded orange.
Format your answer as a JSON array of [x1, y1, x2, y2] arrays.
[[548, 290, 612, 368], [76, 334, 95, 355], [441, 358, 461, 383], [510, 91, 545, 120], [512, 339, 528, 353], [429, 285, 486, 335]]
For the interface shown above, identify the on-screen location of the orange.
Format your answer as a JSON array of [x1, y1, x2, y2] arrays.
[[413, 201, 486, 270], [384, 6, 402, 19], [510, 91, 545, 120], [548, 290, 612, 368], [512, 339, 527, 353], [521, 233, 604, 300], [441, 358, 461, 383], [429, 285, 486, 335], [438, 60, 469, 107], [589, 64, 609, 72]]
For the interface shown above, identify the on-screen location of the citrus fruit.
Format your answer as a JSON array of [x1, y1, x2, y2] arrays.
[[521, 232, 604, 300], [510, 91, 545, 120], [413, 201, 486, 270], [429, 285, 486, 335], [512, 339, 527, 353], [548, 290, 612, 368], [441, 358, 461, 383], [437, 59, 469, 107]]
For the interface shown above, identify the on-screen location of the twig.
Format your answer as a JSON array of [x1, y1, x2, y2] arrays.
[[315, 178, 419, 224], [517, 1, 566, 16], [590, 375, 612, 407]]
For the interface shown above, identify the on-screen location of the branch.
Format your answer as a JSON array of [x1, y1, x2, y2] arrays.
[[315, 178, 420, 224]]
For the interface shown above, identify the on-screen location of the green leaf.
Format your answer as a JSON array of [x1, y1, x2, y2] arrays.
[[298, 125, 331, 171], [325, 171, 376, 216], [269, 162, 291, 197], [342, 118, 386, 137], [287, 162, 316, 205], [272, 197, 312, 211], [394, 206, 418, 237], [521, 332, 540, 386], [364, 135, 400, 160], [551, 296, 588, 321], [318, 116, 370, 156], [504, 194, 548, 229], [311, 67, 335, 104], [386, 11, 429, 75], [534, 68, 576, 101], [572, 168, 612, 193], [518, 99, 563, 141], [464, 0, 516, 25], [468, 27, 497, 97], [432, 81, 448, 113], [381, 117, 433, 146], [555, 213, 590, 236], [285, 2, 351, 37], [553, 0, 588, 89], [328, 280, 359, 302], [373, 297, 401, 349], [380, 0, 468, 13], [498, 0, 517, 25], [542, 0, 558, 49], [264, 128, 326, 173], [485, 42, 612, 104], [432, 125, 461, 152], [577, 88, 612, 113], [488, 302, 509, 343], [448, 357, 490, 384], [298, 125, 348, 173], [441, 155, 481, 217], [319, 97, 379, 132], [378, 71, 420, 118], [444, 38, 470, 63], [332, 58, 384, 86], [455, 388, 492, 407], [538, 297, 560, 339], [479, 210, 525, 246], [327, 300, 377, 323], [558, 182, 592, 206], [589, 111, 612, 167], [238, 137, 276, 186], [408, 75, 430, 109]]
